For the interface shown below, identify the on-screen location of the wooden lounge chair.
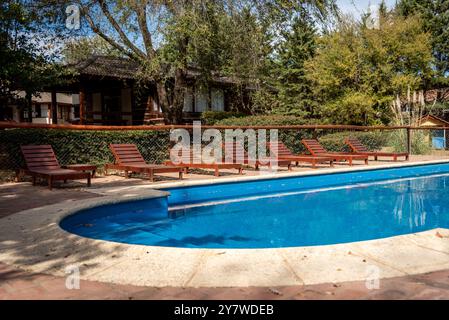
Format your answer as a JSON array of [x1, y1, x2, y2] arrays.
[[105, 144, 184, 181], [345, 137, 409, 161], [165, 147, 243, 177], [17, 145, 91, 190], [302, 139, 369, 166], [223, 141, 292, 170], [267, 141, 334, 168]]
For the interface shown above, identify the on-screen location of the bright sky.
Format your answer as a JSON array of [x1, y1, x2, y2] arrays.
[[337, 0, 397, 16]]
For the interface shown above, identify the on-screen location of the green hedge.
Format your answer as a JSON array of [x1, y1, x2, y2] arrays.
[[201, 111, 246, 125], [215, 115, 390, 153], [318, 131, 389, 152], [215, 115, 316, 153], [0, 128, 169, 170], [215, 115, 310, 126]]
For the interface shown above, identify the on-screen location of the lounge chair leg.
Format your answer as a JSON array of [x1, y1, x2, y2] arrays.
[[125, 171, 129, 178], [92, 169, 96, 178], [214, 167, 220, 177], [288, 164, 292, 171], [349, 159, 353, 166], [239, 167, 243, 175], [179, 171, 183, 180], [365, 159, 368, 165], [374, 156, 378, 161], [312, 161, 317, 169], [149, 171, 154, 182], [330, 160, 334, 168], [296, 161, 299, 167], [406, 155, 409, 161], [48, 177, 53, 190], [87, 175, 91, 187]]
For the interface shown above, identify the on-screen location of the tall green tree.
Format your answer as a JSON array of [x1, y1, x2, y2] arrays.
[[397, 0, 449, 85], [273, 14, 317, 117], [0, 0, 67, 121], [305, 10, 433, 125]]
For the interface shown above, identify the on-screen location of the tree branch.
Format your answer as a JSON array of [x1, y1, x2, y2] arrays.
[[79, 4, 139, 60], [134, 1, 155, 59], [96, 0, 146, 60]]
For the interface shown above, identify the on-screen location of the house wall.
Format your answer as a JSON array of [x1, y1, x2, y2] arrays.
[[7, 91, 78, 124], [31, 103, 51, 124]]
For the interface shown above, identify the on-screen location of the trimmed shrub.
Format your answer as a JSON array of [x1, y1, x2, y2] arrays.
[[201, 111, 246, 125], [318, 131, 389, 152], [0, 128, 169, 171]]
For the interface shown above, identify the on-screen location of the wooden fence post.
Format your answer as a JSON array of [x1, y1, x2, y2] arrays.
[[407, 127, 412, 155]]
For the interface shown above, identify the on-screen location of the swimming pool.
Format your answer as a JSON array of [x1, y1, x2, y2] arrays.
[[60, 162, 449, 248]]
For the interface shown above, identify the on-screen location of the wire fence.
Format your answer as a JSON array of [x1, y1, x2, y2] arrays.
[[0, 122, 447, 179]]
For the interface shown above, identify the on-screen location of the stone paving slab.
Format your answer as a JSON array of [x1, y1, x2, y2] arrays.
[[2, 262, 449, 299]]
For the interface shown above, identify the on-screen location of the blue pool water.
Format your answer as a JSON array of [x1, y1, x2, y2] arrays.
[[60, 163, 449, 248]]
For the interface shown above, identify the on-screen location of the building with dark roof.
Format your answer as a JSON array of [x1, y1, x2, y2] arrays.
[[57, 55, 252, 125], [4, 55, 254, 125]]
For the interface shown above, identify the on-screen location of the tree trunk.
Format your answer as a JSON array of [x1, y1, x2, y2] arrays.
[[172, 68, 187, 124], [155, 81, 172, 124], [155, 37, 188, 124]]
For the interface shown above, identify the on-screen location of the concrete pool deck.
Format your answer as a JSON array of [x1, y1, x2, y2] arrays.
[[1, 157, 449, 291]]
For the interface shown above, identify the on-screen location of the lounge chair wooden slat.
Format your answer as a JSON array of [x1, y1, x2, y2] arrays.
[[21, 145, 54, 150], [27, 162, 61, 167], [21, 148, 54, 154]]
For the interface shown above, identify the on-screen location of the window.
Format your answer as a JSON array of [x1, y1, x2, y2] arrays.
[[211, 88, 224, 111], [183, 89, 193, 112], [195, 88, 208, 112], [34, 104, 48, 118], [34, 104, 42, 118]]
